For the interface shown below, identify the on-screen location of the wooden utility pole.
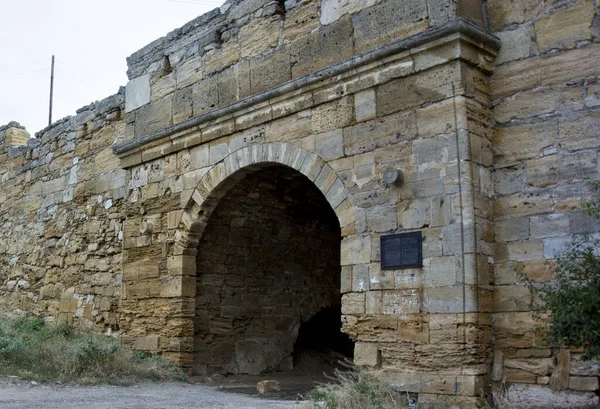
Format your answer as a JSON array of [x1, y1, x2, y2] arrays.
[[48, 55, 55, 126]]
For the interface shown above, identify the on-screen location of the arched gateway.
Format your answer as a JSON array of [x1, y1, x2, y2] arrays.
[[171, 143, 356, 374]]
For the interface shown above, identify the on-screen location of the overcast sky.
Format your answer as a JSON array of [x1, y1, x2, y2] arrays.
[[0, 0, 224, 135]]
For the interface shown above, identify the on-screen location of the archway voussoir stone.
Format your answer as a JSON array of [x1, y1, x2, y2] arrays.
[[223, 152, 240, 177], [237, 146, 252, 168], [314, 164, 338, 197], [299, 152, 325, 182], [289, 147, 309, 171], [326, 178, 348, 210]]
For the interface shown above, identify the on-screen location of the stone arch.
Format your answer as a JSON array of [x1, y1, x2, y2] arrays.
[[176, 142, 356, 254], [170, 142, 357, 375]]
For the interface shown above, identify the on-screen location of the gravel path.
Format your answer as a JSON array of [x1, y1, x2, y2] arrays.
[[0, 378, 305, 409]]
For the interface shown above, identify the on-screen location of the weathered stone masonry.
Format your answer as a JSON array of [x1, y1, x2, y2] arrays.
[[1, 0, 599, 406]]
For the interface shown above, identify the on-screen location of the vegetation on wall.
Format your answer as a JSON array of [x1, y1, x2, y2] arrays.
[[524, 182, 600, 361]]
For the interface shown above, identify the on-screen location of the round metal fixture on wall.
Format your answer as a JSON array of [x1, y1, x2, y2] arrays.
[[383, 168, 403, 185]]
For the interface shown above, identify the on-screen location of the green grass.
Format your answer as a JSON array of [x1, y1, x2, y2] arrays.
[[0, 315, 187, 385]]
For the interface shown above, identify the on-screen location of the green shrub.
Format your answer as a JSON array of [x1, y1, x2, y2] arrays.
[[524, 237, 600, 360], [522, 182, 600, 361], [0, 315, 187, 384]]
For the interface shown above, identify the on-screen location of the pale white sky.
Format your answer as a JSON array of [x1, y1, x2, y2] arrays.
[[0, 0, 224, 135]]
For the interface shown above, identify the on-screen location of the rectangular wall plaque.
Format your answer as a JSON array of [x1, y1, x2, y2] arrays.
[[380, 232, 423, 270]]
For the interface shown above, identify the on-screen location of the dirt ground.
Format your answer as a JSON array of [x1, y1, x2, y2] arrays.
[[0, 350, 344, 408], [0, 376, 309, 409]]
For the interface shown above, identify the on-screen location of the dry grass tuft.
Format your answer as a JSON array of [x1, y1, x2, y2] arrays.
[[0, 315, 187, 385]]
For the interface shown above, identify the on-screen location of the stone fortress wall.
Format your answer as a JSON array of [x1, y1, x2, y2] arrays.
[[0, 0, 599, 406]]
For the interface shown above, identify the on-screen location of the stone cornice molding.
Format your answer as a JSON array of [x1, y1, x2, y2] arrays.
[[114, 20, 500, 166]]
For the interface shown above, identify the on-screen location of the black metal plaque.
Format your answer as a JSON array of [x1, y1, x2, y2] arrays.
[[380, 232, 423, 270]]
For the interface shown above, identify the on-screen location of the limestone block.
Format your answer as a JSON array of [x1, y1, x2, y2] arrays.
[[192, 75, 218, 117], [504, 368, 537, 383], [550, 350, 570, 391], [365, 204, 397, 233], [315, 129, 343, 161], [494, 312, 540, 349], [172, 88, 193, 125], [377, 63, 460, 116], [494, 193, 554, 219], [320, 0, 378, 25], [290, 17, 354, 77], [250, 51, 291, 95], [239, 17, 281, 60], [568, 376, 598, 392], [204, 40, 241, 76], [284, 0, 319, 43], [428, 256, 458, 287], [352, 264, 369, 292], [167, 255, 196, 276], [341, 292, 366, 314], [517, 260, 556, 283], [355, 314, 398, 342], [354, 89, 376, 123], [494, 25, 534, 66], [235, 338, 290, 375], [558, 111, 600, 152], [526, 151, 597, 188], [417, 98, 456, 138], [126, 74, 151, 113], [529, 214, 569, 239], [209, 143, 228, 165], [485, 0, 543, 32], [135, 96, 172, 137], [397, 315, 428, 344], [341, 235, 371, 265], [341, 265, 352, 293], [490, 57, 541, 101], [495, 217, 530, 243], [507, 240, 543, 262], [382, 289, 420, 315], [352, 0, 429, 53], [429, 313, 457, 343], [493, 86, 583, 124], [311, 97, 354, 134], [152, 73, 176, 101], [494, 284, 531, 312], [534, 1, 595, 53], [368, 263, 395, 291], [492, 120, 556, 167], [343, 109, 417, 156], [353, 342, 381, 367], [4, 127, 30, 146], [257, 380, 281, 394], [175, 55, 204, 89], [503, 384, 597, 408], [366, 290, 383, 313], [542, 44, 600, 87]]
